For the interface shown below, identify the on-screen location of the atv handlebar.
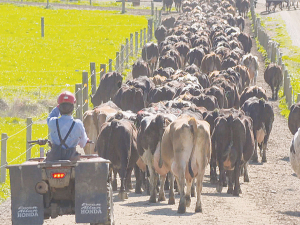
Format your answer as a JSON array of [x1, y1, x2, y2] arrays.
[[28, 139, 94, 145], [28, 139, 51, 146]]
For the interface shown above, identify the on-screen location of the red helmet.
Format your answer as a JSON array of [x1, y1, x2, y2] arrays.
[[57, 91, 76, 105]]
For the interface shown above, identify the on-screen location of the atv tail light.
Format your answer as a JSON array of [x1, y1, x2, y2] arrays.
[[52, 173, 66, 179]]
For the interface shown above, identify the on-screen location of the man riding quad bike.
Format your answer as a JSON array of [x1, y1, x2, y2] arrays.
[[7, 91, 114, 225]]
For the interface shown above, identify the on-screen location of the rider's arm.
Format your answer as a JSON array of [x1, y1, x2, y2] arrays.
[[77, 120, 88, 148], [47, 106, 60, 125]]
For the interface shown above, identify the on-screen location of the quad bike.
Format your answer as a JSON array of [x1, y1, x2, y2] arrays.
[[7, 139, 114, 225]]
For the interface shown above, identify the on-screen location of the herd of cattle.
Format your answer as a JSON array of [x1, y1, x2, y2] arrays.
[[79, 0, 300, 214]]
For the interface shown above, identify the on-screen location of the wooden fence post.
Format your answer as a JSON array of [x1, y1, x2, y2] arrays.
[[26, 118, 32, 161], [159, 10, 162, 26], [48, 106, 53, 139], [75, 84, 83, 120], [148, 18, 153, 41], [130, 33, 133, 57], [140, 29, 143, 48], [135, 31, 139, 55], [90, 62, 96, 96], [100, 64, 106, 81], [41, 17, 44, 38], [109, 59, 112, 72], [151, 1, 154, 16], [122, 0, 125, 14], [120, 45, 125, 72], [1, 133, 7, 183], [116, 52, 120, 72], [126, 38, 129, 65], [298, 93, 300, 103], [82, 72, 88, 114], [144, 28, 146, 45], [284, 69, 288, 96]]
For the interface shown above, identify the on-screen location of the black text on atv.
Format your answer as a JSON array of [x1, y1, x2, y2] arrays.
[[7, 139, 114, 225]]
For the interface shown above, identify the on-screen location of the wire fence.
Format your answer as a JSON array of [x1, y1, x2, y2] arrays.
[[0, 6, 161, 183]]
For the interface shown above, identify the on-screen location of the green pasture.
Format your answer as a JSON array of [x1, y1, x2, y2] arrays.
[[0, 3, 148, 202]]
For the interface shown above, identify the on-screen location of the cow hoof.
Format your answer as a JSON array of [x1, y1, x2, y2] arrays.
[[244, 176, 249, 182], [233, 189, 240, 197], [223, 181, 227, 187], [227, 188, 233, 194], [149, 195, 157, 203], [185, 196, 191, 207], [262, 157, 267, 163], [135, 187, 142, 194], [158, 194, 166, 202], [195, 205, 202, 213], [252, 156, 258, 163], [216, 183, 223, 193], [177, 204, 186, 214]]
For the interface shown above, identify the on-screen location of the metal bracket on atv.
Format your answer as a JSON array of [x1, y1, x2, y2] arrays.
[[7, 156, 113, 225]]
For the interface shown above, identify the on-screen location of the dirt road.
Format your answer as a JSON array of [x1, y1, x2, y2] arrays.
[[1, 2, 300, 225], [256, 0, 300, 47]]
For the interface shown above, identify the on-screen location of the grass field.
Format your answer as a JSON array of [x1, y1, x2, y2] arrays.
[[0, 3, 148, 202]]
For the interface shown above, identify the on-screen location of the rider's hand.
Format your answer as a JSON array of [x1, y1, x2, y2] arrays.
[[37, 139, 48, 145]]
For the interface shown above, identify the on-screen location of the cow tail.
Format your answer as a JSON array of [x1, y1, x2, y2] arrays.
[[188, 117, 198, 178]]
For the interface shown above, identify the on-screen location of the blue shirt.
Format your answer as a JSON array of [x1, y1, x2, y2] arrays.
[[47, 107, 88, 149]]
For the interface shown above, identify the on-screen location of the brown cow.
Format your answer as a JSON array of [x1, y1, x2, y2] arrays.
[[239, 86, 267, 107], [154, 114, 211, 213], [132, 60, 151, 79], [82, 101, 120, 154], [91, 72, 122, 107], [264, 63, 283, 100], [201, 53, 222, 75]]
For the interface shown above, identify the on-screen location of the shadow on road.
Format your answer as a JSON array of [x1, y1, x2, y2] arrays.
[[278, 210, 300, 217], [145, 207, 194, 216]]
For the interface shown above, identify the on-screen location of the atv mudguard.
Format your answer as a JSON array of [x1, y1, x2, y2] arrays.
[[75, 158, 110, 224], [8, 163, 44, 225]]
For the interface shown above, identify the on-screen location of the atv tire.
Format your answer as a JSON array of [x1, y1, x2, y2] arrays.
[[90, 182, 114, 225]]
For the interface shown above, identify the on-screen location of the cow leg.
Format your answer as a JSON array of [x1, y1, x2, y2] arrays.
[[164, 173, 170, 190], [252, 139, 258, 162], [125, 167, 133, 191], [158, 174, 166, 201], [112, 169, 118, 192], [210, 152, 218, 184], [191, 180, 195, 197], [185, 180, 192, 208], [134, 165, 143, 194], [149, 166, 158, 203], [195, 169, 205, 213], [177, 169, 186, 213], [233, 151, 242, 197], [216, 161, 226, 193], [226, 170, 234, 194], [168, 173, 175, 205], [262, 142, 267, 162], [118, 168, 128, 200], [243, 162, 250, 182], [275, 86, 280, 100]]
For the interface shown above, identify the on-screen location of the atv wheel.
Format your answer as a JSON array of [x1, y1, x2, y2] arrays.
[[90, 182, 114, 225]]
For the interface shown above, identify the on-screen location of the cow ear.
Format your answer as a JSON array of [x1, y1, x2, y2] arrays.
[[164, 118, 171, 126]]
